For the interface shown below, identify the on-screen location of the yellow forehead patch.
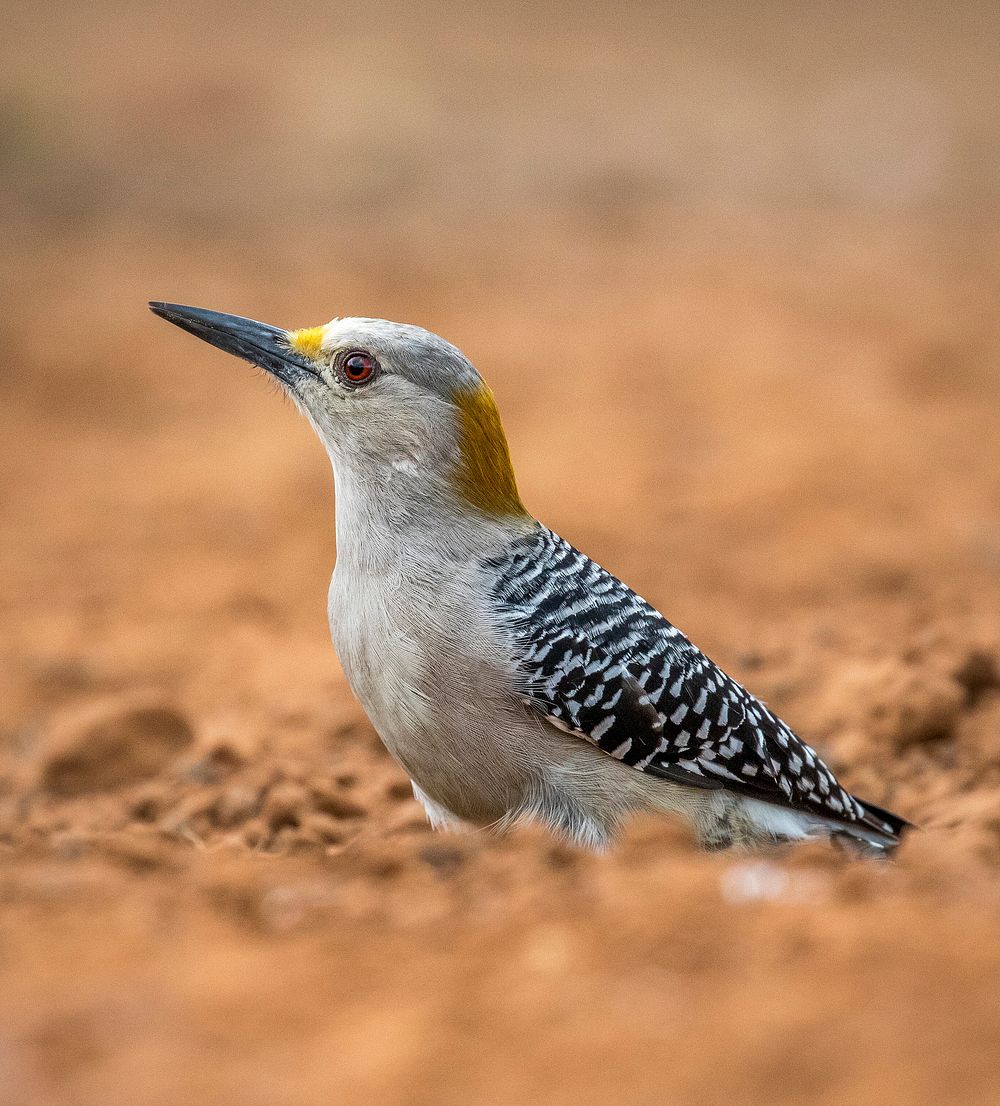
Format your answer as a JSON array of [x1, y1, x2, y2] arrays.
[[287, 326, 326, 361], [454, 384, 528, 519]]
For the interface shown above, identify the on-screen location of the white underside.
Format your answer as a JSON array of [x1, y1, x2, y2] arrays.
[[736, 796, 826, 842], [411, 759, 836, 851], [412, 783, 467, 832]]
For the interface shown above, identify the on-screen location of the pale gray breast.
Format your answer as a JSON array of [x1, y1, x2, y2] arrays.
[[328, 561, 515, 743], [328, 564, 433, 744], [327, 556, 542, 819]]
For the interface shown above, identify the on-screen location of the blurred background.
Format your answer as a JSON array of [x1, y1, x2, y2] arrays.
[[2, 2, 1000, 1104]]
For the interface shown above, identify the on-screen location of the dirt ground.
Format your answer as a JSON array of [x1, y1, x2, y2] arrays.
[[3, 3, 1000, 1104]]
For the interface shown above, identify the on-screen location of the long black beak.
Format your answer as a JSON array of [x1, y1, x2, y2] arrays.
[[148, 302, 319, 386]]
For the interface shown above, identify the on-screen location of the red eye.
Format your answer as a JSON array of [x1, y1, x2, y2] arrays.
[[342, 351, 376, 384]]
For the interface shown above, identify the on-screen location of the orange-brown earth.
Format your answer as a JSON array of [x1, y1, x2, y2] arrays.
[[3, 2, 1000, 1103]]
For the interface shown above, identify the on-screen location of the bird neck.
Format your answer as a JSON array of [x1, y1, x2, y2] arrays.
[[330, 455, 532, 575]]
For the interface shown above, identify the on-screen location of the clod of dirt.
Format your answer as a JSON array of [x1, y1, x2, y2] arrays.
[[262, 782, 308, 832], [204, 741, 245, 773], [98, 829, 178, 873], [419, 841, 467, 877], [212, 783, 261, 829], [40, 696, 195, 797], [298, 812, 346, 846], [822, 659, 967, 750], [128, 781, 171, 823], [385, 779, 416, 803], [952, 648, 1000, 706], [309, 782, 366, 820]]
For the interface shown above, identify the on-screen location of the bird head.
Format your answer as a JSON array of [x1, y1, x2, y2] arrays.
[[149, 303, 528, 522]]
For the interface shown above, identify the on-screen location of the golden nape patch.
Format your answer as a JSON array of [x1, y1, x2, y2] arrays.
[[287, 326, 326, 361], [454, 385, 528, 518]]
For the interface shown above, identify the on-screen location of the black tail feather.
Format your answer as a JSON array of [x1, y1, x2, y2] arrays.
[[855, 796, 913, 848]]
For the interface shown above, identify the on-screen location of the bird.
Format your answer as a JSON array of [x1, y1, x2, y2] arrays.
[[150, 301, 909, 853]]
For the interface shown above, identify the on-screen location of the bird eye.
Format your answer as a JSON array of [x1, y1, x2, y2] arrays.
[[341, 350, 377, 386]]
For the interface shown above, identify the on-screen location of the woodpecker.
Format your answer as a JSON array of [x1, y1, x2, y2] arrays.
[[150, 302, 909, 852]]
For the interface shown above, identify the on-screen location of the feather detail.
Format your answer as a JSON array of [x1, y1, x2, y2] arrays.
[[487, 526, 909, 849]]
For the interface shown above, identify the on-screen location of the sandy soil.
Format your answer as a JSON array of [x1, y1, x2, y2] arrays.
[[3, 3, 1000, 1103]]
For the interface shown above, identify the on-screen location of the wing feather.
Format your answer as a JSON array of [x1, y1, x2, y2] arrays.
[[489, 526, 906, 842]]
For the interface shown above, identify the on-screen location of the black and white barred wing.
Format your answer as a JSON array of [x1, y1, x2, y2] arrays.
[[488, 526, 904, 841]]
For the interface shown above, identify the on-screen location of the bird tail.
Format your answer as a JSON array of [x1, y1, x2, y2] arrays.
[[836, 796, 913, 855]]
